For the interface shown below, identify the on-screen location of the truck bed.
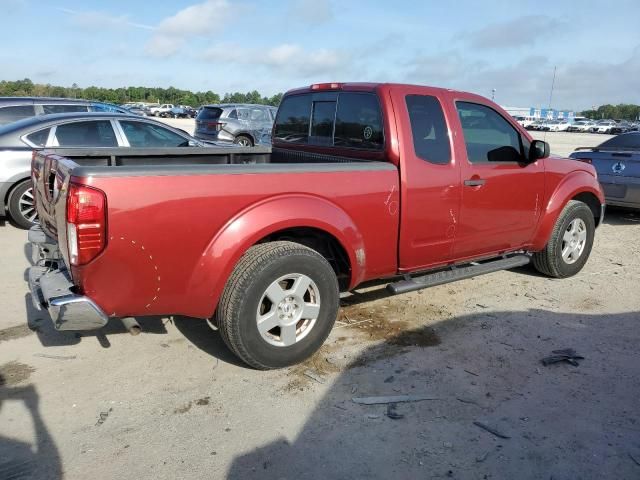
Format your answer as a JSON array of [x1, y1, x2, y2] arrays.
[[33, 148, 400, 319]]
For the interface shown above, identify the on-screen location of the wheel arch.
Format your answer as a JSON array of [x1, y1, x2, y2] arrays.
[[186, 194, 365, 318], [531, 171, 604, 251]]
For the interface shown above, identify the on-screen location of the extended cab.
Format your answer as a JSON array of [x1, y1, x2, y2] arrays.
[[28, 83, 605, 369]]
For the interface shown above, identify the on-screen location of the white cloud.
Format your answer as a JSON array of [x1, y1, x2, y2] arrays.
[[58, 8, 153, 30], [201, 42, 350, 77], [460, 15, 566, 49], [289, 0, 333, 25], [145, 0, 232, 58]]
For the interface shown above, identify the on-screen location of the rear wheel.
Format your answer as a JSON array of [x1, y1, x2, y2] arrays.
[[533, 200, 595, 278], [8, 180, 38, 229], [233, 135, 253, 147], [217, 241, 339, 369]]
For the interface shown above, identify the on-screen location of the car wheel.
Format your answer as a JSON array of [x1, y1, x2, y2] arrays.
[[233, 135, 253, 147], [532, 200, 595, 278], [8, 180, 38, 229], [217, 241, 339, 369]]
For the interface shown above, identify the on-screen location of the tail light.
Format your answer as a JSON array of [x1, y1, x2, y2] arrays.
[[576, 158, 592, 164], [206, 122, 225, 131], [66, 184, 107, 266]]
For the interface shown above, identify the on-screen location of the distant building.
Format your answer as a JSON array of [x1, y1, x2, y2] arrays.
[[501, 106, 575, 120]]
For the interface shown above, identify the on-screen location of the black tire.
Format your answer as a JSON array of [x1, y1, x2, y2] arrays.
[[533, 200, 595, 278], [233, 135, 253, 147], [217, 241, 339, 369], [8, 180, 37, 230]]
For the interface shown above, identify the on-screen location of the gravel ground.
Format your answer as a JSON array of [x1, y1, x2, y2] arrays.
[[1, 132, 638, 480]]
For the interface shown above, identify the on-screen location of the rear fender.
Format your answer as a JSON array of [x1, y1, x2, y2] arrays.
[[186, 194, 365, 318], [531, 171, 604, 251]]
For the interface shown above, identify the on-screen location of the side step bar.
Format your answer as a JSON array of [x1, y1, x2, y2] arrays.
[[387, 254, 531, 295]]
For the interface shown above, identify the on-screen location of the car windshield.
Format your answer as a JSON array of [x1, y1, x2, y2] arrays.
[[598, 133, 640, 150]]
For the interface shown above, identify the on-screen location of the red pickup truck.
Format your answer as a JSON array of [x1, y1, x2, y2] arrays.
[[29, 83, 605, 369]]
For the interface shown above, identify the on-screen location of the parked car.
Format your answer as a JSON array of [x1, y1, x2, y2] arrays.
[[149, 104, 174, 117], [0, 97, 130, 126], [610, 121, 634, 134], [122, 105, 146, 116], [0, 112, 223, 228], [567, 121, 596, 133], [513, 116, 536, 128], [526, 119, 546, 131], [160, 105, 197, 119], [143, 103, 160, 116], [542, 120, 570, 132], [28, 82, 604, 369], [592, 120, 617, 134], [194, 104, 278, 146], [570, 132, 640, 209]]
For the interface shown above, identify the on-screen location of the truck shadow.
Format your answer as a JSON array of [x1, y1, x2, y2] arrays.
[[225, 309, 640, 480], [0, 380, 62, 480]]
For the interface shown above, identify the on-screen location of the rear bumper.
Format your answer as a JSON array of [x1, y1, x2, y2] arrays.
[[194, 130, 234, 143], [28, 226, 108, 331], [600, 176, 640, 209]]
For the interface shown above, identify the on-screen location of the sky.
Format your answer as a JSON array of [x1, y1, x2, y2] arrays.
[[2, 0, 639, 110]]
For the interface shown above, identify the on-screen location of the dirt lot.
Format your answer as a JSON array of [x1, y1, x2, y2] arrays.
[[1, 132, 639, 480]]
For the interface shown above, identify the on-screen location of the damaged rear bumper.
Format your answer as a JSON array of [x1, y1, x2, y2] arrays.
[[28, 226, 108, 331]]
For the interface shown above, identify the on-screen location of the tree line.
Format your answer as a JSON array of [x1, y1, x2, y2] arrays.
[[0, 78, 283, 107], [579, 104, 640, 121]]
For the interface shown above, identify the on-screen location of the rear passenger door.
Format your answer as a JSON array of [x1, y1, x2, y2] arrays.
[[451, 100, 544, 259]]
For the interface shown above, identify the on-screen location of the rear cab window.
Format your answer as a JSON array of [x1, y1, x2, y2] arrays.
[[274, 92, 384, 150], [405, 95, 451, 164]]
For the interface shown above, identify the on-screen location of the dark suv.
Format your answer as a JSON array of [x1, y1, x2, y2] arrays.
[[194, 104, 277, 146], [0, 97, 129, 126]]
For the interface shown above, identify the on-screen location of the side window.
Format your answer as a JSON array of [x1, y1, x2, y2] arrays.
[[120, 121, 188, 147], [456, 102, 523, 163], [0, 105, 35, 125], [405, 95, 451, 164], [334, 93, 384, 150], [25, 128, 51, 147], [228, 109, 238, 119], [43, 104, 89, 114], [250, 108, 268, 122], [274, 94, 311, 144], [54, 121, 117, 147], [236, 108, 250, 121], [310, 101, 336, 145]]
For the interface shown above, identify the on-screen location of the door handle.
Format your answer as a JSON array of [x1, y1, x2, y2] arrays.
[[464, 178, 486, 187]]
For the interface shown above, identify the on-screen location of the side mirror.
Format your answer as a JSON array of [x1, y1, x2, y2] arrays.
[[529, 139, 550, 162]]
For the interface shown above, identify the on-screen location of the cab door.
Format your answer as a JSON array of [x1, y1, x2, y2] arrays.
[[392, 87, 462, 271], [450, 99, 545, 260]]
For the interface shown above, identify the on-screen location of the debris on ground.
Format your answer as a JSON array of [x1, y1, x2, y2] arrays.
[[96, 408, 113, 426], [476, 451, 490, 463], [541, 348, 584, 367], [352, 394, 438, 405], [473, 421, 510, 439], [33, 353, 77, 361], [464, 369, 480, 377], [629, 453, 640, 467], [386, 403, 404, 420], [303, 369, 326, 384]]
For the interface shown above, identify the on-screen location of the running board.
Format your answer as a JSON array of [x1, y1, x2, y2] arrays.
[[387, 254, 531, 295]]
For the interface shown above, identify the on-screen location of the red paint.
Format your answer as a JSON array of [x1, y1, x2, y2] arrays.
[[34, 83, 604, 320]]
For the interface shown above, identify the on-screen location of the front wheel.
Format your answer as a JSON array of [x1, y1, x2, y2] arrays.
[[532, 200, 595, 278], [8, 180, 38, 229], [217, 241, 339, 369]]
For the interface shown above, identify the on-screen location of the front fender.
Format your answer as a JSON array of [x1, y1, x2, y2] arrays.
[[531, 170, 604, 251], [186, 194, 366, 318]]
